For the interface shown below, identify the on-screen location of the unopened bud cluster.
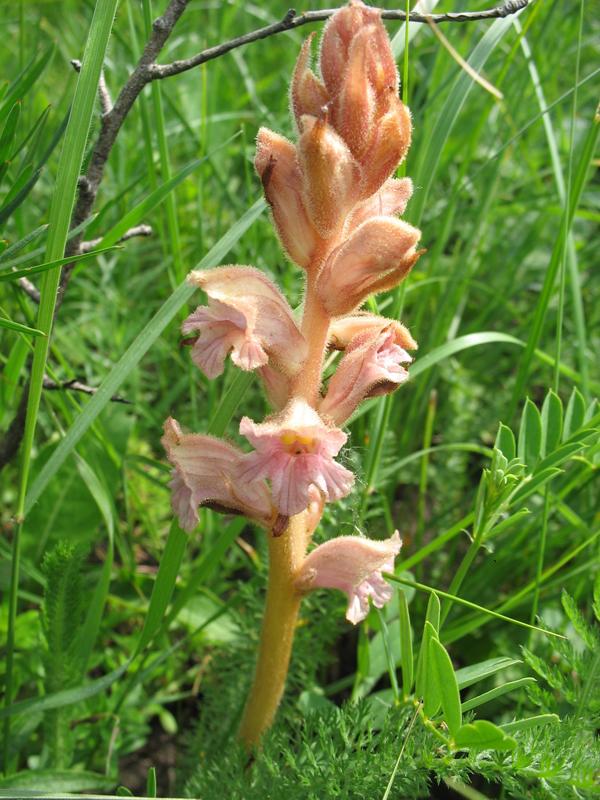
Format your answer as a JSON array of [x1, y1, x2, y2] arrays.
[[163, 0, 423, 627]]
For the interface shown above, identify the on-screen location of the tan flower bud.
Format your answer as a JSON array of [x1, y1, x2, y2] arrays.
[[298, 115, 360, 237], [347, 177, 413, 232], [290, 33, 330, 132], [255, 127, 320, 269], [319, 1, 382, 98], [361, 93, 412, 198]]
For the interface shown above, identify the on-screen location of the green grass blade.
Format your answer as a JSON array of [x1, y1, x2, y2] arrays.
[[4, 0, 120, 771], [387, 575, 565, 640], [0, 245, 120, 280], [411, 16, 516, 225], [134, 520, 188, 656], [0, 316, 44, 337]]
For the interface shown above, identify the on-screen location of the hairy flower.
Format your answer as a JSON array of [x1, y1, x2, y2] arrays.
[[237, 398, 354, 517], [320, 326, 413, 424], [316, 216, 422, 315], [162, 417, 272, 532], [183, 266, 307, 378], [296, 531, 402, 623]]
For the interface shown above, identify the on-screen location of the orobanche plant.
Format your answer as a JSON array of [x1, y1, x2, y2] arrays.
[[162, 0, 423, 748]]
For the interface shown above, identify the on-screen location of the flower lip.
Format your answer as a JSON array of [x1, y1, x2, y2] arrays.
[[237, 399, 354, 517]]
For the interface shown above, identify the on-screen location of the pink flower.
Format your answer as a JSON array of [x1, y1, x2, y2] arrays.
[[183, 266, 307, 378], [237, 398, 354, 517], [316, 216, 422, 315], [320, 326, 413, 425], [162, 417, 272, 532], [296, 531, 402, 623]]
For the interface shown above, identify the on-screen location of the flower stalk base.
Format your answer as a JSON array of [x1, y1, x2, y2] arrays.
[[238, 512, 308, 749]]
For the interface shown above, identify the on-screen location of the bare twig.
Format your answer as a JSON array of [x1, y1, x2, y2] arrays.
[[79, 224, 153, 253], [150, 1, 533, 80], [42, 376, 131, 404], [98, 72, 113, 116], [16, 225, 153, 304], [17, 277, 41, 303]]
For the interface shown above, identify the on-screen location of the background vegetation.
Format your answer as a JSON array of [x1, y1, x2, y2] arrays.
[[0, 0, 598, 797]]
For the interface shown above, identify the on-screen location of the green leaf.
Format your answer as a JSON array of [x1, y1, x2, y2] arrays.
[[500, 713, 559, 733], [454, 720, 516, 752], [494, 423, 516, 462], [563, 387, 586, 439], [461, 677, 536, 712], [454, 657, 522, 690], [540, 390, 563, 457], [415, 593, 441, 701], [0, 244, 120, 281], [409, 332, 523, 380], [24, 198, 266, 515], [422, 622, 442, 718], [518, 398, 543, 468], [134, 520, 188, 656], [0, 770, 115, 792], [0, 315, 45, 337], [146, 766, 157, 798], [398, 590, 413, 697], [511, 467, 563, 503], [430, 637, 462, 735]]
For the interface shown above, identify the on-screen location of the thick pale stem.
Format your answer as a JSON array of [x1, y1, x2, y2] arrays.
[[238, 512, 309, 749], [290, 279, 331, 405]]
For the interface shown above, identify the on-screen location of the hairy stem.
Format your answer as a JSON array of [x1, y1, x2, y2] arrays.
[[238, 512, 308, 749], [291, 289, 330, 406]]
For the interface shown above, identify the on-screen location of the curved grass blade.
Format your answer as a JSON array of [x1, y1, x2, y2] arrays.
[[0, 316, 44, 337], [4, 0, 121, 770], [0, 245, 120, 280]]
